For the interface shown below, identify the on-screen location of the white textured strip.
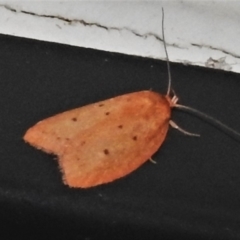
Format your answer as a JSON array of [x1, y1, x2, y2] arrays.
[[0, 1, 239, 73]]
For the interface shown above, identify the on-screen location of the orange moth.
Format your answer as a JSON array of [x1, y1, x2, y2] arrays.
[[23, 9, 239, 188]]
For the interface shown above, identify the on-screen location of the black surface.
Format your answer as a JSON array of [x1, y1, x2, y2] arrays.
[[0, 34, 240, 240]]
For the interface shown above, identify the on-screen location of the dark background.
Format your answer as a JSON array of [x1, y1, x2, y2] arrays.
[[0, 34, 240, 240]]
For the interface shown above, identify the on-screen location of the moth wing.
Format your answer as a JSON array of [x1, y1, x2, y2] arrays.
[[58, 91, 171, 188], [24, 92, 142, 154]]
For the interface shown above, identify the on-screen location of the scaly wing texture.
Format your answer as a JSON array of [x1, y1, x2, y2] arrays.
[[24, 92, 145, 154], [24, 91, 171, 188], [58, 91, 171, 188]]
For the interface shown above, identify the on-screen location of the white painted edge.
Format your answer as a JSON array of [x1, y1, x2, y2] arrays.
[[0, 1, 239, 73]]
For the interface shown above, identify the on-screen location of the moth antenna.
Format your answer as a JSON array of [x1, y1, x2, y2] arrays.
[[162, 8, 172, 96], [175, 104, 240, 140]]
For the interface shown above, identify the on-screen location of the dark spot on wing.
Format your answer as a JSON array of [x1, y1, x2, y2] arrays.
[[104, 149, 109, 155], [105, 112, 110, 115], [132, 136, 137, 141], [81, 141, 86, 146], [99, 103, 104, 107], [118, 125, 123, 129], [72, 117, 77, 122]]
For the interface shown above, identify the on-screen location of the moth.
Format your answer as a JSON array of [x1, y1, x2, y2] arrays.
[[23, 9, 239, 188]]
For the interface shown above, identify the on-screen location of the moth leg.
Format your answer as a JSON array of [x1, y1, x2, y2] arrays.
[[169, 120, 200, 137], [149, 157, 157, 164]]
